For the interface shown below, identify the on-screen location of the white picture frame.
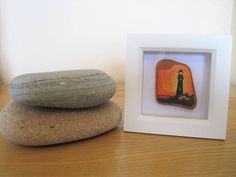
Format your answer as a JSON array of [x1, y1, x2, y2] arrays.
[[124, 34, 232, 140]]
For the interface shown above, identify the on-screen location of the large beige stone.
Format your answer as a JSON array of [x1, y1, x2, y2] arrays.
[[0, 101, 122, 146], [9, 69, 116, 108]]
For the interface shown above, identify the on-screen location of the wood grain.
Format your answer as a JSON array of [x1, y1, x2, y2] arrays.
[[0, 83, 235, 177]]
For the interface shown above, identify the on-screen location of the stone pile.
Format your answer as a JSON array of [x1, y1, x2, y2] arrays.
[[0, 70, 122, 146]]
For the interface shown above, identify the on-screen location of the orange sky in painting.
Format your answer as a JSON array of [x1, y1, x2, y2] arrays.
[[157, 64, 194, 97]]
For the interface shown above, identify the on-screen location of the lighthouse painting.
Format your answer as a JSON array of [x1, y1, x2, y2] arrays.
[[156, 59, 197, 109]]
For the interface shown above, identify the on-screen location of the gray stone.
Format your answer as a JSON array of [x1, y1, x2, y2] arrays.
[[0, 101, 122, 146], [9, 69, 116, 108]]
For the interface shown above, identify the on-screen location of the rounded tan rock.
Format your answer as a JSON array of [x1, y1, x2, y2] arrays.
[[0, 101, 122, 146]]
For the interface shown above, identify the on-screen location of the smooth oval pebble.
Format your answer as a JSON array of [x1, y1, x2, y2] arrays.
[[9, 69, 116, 108], [0, 101, 122, 146]]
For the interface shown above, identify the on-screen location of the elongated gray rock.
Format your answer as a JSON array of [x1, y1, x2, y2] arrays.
[[9, 70, 116, 108], [0, 101, 122, 146]]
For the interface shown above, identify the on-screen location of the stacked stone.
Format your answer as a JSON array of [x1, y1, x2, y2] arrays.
[[0, 70, 122, 146]]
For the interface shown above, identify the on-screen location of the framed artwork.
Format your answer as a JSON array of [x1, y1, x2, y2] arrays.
[[124, 34, 232, 139]]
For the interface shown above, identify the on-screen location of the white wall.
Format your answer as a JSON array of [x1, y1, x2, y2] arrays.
[[231, 0, 236, 85], [0, 0, 233, 83]]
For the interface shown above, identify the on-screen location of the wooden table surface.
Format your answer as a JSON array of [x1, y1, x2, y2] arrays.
[[0, 83, 235, 177]]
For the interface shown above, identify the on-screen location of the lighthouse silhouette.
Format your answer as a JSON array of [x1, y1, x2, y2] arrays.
[[176, 69, 184, 97]]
